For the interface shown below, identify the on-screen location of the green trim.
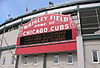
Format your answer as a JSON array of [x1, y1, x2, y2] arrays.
[[0, 0, 100, 27], [83, 35, 100, 40], [43, 53, 46, 68], [0, 45, 16, 51], [15, 55, 19, 68]]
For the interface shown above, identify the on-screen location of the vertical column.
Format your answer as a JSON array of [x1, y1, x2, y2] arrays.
[[77, 36, 85, 68], [77, 5, 85, 68], [43, 53, 46, 68]]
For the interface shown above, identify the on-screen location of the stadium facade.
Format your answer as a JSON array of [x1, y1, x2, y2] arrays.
[[0, 0, 100, 68]]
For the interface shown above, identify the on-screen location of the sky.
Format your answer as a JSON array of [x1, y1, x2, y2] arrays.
[[0, 0, 76, 24]]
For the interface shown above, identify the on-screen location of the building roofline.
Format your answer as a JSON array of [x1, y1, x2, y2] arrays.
[[0, 0, 100, 27]]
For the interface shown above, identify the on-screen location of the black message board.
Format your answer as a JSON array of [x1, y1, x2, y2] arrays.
[[20, 29, 72, 45]]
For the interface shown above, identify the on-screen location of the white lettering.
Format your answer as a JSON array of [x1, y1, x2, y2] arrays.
[[65, 24, 69, 29], [40, 28, 43, 33], [23, 31, 26, 36], [50, 24, 69, 32], [27, 31, 30, 35], [41, 17, 43, 21], [31, 30, 35, 34], [24, 25, 28, 29], [44, 28, 48, 32], [34, 23, 46, 27], [36, 29, 40, 34], [28, 23, 31, 27], [60, 25, 64, 30], [32, 21, 34, 26], [34, 20, 37, 24], [55, 26, 59, 31], [60, 17, 63, 22], [56, 16, 59, 21], [44, 16, 48, 21], [23, 28, 48, 36], [38, 18, 40, 22], [50, 16, 53, 20], [64, 17, 68, 22], [50, 26, 54, 31]]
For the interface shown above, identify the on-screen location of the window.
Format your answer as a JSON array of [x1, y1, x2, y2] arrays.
[[23, 56, 28, 64], [2, 57, 6, 65], [11, 56, 14, 65], [54, 54, 59, 64], [67, 53, 73, 64], [33, 55, 38, 64], [92, 51, 99, 63]]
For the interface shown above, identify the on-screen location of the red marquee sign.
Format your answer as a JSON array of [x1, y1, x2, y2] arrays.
[[16, 14, 77, 55]]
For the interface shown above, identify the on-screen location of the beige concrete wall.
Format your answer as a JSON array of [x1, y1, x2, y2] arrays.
[[17, 51, 77, 68], [18, 54, 43, 68], [0, 29, 19, 47], [84, 39, 100, 68], [46, 52, 77, 68], [0, 49, 16, 68]]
